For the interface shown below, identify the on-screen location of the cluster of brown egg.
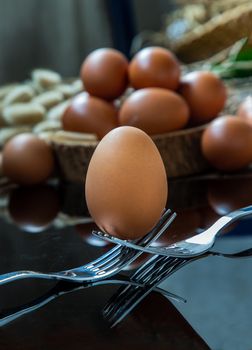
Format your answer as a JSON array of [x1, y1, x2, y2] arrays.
[[63, 47, 227, 139]]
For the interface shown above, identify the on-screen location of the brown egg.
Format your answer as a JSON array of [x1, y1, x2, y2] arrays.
[[0, 152, 3, 176], [129, 47, 180, 90], [85, 126, 168, 239], [119, 88, 189, 135], [80, 48, 128, 100], [2, 133, 54, 185], [8, 185, 60, 232], [179, 71, 227, 125], [201, 116, 252, 171], [62, 92, 118, 140], [237, 96, 252, 126]]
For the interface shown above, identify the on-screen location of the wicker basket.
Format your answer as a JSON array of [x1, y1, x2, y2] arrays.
[[173, 3, 252, 62], [132, 1, 252, 63]]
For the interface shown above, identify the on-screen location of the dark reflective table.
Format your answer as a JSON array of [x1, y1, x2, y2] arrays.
[[0, 174, 252, 350]]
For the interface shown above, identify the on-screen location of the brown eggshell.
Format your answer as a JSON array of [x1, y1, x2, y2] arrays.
[[119, 88, 189, 135], [62, 92, 118, 140], [129, 47, 180, 90], [179, 71, 227, 125], [8, 185, 60, 232], [85, 126, 168, 239], [80, 48, 128, 100], [237, 96, 252, 126], [2, 133, 54, 185], [201, 115, 252, 171], [0, 152, 3, 177]]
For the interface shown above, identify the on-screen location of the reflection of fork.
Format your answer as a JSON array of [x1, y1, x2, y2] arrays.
[[104, 247, 252, 327], [0, 276, 185, 327], [95, 205, 252, 258], [2, 247, 252, 327], [0, 209, 176, 286]]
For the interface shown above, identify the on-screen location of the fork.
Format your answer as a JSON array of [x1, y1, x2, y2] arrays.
[[104, 244, 252, 326], [103, 255, 192, 326], [94, 204, 252, 258], [2, 246, 252, 328], [0, 209, 176, 286]]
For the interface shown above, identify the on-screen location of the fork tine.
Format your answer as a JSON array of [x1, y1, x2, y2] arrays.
[[92, 209, 175, 273], [104, 256, 189, 323], [130, 255, 166, 280], [93, 210, 176, 249], [85, 245, 121, 268], [87, 209, 173, 269], [90, 249, 124, 269], [113, 258, 195, 326], [103, 256, 176, 318], [90, 209, 172, 269], [106, 259, 188, 326], [135, 209, 172, 246], [104, 285, 138, 317]]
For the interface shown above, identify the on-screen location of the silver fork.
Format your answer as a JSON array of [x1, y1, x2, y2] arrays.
[[0, 209, 176, 285], [94, 204, 252, 258], [103, 255, 191, 326], [2, 246, 251, 328], [104, 244, 252, 326]]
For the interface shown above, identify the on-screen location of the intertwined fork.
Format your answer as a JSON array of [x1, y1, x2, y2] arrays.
[[0, 209, 176, 286], [104, 244, 252, 326], [103, 254, 196, 326], [1, 245, 251, 327], [95, 204, 252, 258]]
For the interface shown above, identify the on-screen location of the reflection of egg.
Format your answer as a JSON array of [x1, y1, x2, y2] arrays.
[[237, 96, 252, 126], [152, 208, 200, 245], [62, 92, 118, 140], [201, 116, 252, 171], [8, 185, 60, 233], [179, 71, 227, 125], [75, 222, 110, 247], [197, 205, 220, 229], [85, 126, 168, 239], [208, 178, 252, 215], [0, 152, 3, 176], [119, 88, 189, 135], [129, 47, 180, 90], [2, 133, 54, 185], [80, 48, 128, 100]]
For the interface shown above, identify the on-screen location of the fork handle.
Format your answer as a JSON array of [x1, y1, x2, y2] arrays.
[[227, 205, 252, 220], [0, 269, 186, 302], [0, 271, 59, 285]]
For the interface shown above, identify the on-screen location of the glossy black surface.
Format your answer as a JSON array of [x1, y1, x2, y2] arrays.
[[0, 174, 252, 350]]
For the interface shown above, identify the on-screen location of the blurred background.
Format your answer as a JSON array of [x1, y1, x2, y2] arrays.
[[1, 0, 251, 83], [0, 0, 177, 83]]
